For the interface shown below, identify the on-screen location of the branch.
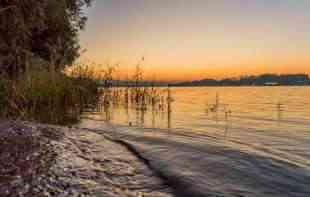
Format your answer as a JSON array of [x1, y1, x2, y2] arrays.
[[0, 6, 16, 14]]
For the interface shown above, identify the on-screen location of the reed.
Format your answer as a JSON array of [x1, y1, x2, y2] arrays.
[[95, 60, 173, 126], [205, 93, 233, 138], [0, 64, 99, 125]]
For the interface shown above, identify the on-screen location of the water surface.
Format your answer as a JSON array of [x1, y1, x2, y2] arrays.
[[81, 87, 310, 196]]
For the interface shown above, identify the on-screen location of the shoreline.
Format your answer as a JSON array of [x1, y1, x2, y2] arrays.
[[79, 119, 310, 197], [0, 120, 173, 197]]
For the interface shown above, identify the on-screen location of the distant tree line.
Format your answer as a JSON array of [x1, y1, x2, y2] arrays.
[[174, 74, 310, 87], [0, 0, 93, 79]]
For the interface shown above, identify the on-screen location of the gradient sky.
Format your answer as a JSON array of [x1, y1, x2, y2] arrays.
[[80, 0, 310, 81]]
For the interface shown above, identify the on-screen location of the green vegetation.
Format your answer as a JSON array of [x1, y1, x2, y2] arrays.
[[0, 66, 98, 124], [0, 0, 93, 78], [0, 0, 98, 124], [0, 1, 171, 125]]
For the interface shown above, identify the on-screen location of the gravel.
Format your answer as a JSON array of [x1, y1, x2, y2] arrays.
[[0, 121, 174, 197]]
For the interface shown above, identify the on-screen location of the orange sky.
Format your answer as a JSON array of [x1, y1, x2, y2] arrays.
[[80, 0, 310, 81]]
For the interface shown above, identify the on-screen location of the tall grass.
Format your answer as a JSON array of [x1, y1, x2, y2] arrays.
[[93, 60, 174, 127], [0, 65, 99, 125]]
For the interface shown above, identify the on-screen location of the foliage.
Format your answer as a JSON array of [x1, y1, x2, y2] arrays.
[[0, 65, 98, 125], [0, 0, 93, 78]]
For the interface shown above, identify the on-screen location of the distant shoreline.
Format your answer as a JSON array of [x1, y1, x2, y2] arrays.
[[98, 84, 310, 88], [170, 84, 310, 87], [98, 73, 310, 88]]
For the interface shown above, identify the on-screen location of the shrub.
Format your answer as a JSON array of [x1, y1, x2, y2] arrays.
[[0, 66, 99, 125]]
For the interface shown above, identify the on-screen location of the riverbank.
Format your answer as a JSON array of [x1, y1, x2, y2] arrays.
[[0, 120, 173, 197]]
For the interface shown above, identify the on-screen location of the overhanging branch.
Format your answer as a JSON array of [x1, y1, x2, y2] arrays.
[[0, 6, 16, 14]]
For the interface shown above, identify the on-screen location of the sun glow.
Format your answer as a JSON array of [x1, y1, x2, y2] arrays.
[[80, 0, 310, 81]]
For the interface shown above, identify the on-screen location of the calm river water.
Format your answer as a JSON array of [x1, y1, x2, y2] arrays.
[[80, 87, 310, 197]]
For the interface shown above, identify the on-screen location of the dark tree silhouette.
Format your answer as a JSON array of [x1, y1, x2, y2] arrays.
[[0, 0, 93, 78], [175, 74, 310, 86]]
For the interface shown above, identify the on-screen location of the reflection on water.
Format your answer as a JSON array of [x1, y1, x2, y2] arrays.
[[83, 86, 310, 135], [82, 86, 310, 164], [81, 86, 310, 197], [85, 86, 173, 129]]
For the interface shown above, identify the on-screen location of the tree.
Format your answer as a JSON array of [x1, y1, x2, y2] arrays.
[[0, 0, 93, 78], [0, 0, 46, 78]]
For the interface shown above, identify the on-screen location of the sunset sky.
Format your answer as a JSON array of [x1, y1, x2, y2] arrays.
[[80, 0, 310, 81]]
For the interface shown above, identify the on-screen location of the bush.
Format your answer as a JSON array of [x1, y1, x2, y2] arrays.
[[0, 67, 99, 125]]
